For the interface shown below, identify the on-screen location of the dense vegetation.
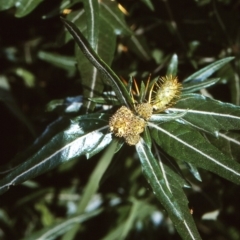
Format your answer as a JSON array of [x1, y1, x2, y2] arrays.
[[0, 0, 240, 239]]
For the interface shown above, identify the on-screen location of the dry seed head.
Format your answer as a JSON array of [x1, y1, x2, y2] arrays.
[[151, 75, 182, 112], [129, 115, 146, 135], [125, 134, 140, 146], [135, 102, 153, 120], [109, 107, 146, 145], [109, 106, 134, 137]]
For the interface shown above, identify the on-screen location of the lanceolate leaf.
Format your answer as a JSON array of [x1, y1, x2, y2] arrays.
[[167, 54, 178, 76], [75, 16, 117, 111], [80, 0, 100, 111], [182, 78, 220, 93], [149, 121, 240, 184], [168, 93, 240, 134], [22, 209, 102, 240], [206, 131, 240, 161], [136, 139, 202, 240], [83, 0, 99, 51], [38, 51, 76, 73], [61, 18, 133, 109], [183, 57, 234, 83], [0, 113, 111, 195]]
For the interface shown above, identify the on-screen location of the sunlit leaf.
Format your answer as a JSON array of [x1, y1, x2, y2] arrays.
[[168, 93, 240, 134], [183, 57, 234, 83], [136, 138, 202, 240], [0, 113, 111, 195], [149, 121, 240, 184]]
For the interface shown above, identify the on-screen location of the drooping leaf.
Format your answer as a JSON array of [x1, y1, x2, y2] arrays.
[[149, 121, 240, 184], [0, 113, 111, 195], [61, 18, 133, 109], [136, 138, 202, 240], [183, 57, 234, 83], [168, 93, 240, 134]]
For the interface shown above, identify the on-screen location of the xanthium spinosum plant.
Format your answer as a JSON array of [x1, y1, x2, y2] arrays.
[[109, 75, 182, 145]]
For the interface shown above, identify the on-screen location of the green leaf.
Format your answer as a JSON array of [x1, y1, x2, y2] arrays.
[[182, 78, 220, 93], [207, 131, 240, 161], [0, 113, 111, 195], [82, 0, 99, 50], [14, 0, 44, 17], [0, 75, 35, 136], [183, 57, 234, 83], [61, 18, 133, 109], [127, 34, 151, 61], [75, 15, 117, 111], [78, 0, 100, 111], [149, 121, 240, 184], [0, 0, 15, 11], [41, 0, 80, 19], [150, 111, 187, 123], [140, 0, 154, 11], [101, 202, 154, 240], [136, 138, 202, 240], [22, 209, 102, 240], [167, 54, 178, 76], [168, 93, 240, 134], [62, 140, 118, 240], [185, 162, 202, 182], [100, 0, 131, 36], [37, 51, 76, 75], [101, 0, 151, 61], [88, 96, 119, 105]]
